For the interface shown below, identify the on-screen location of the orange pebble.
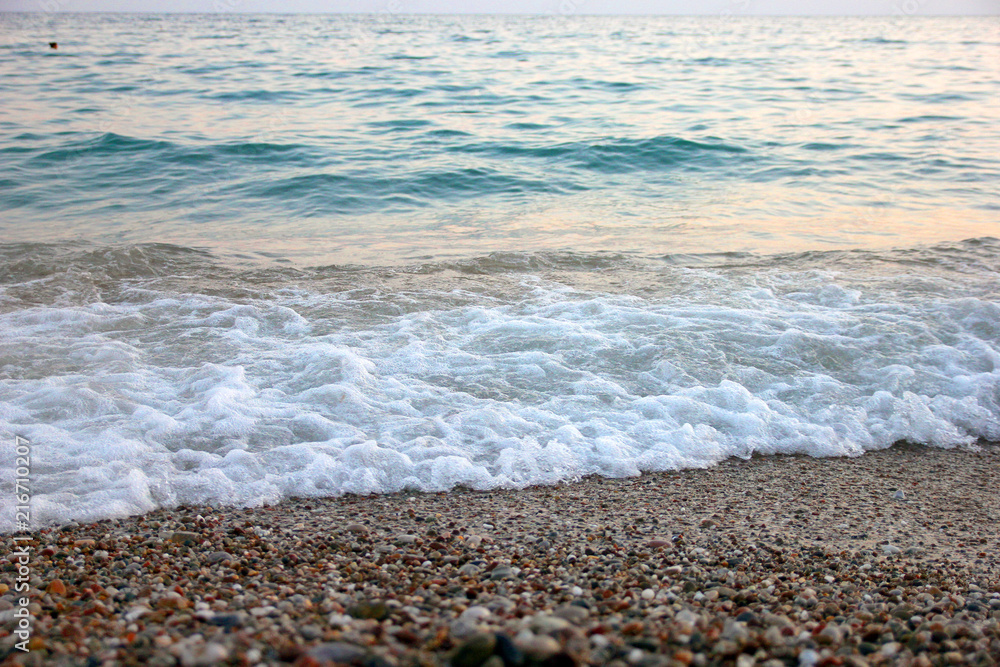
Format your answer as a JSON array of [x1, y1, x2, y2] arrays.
[[47, 579, 67, 596]]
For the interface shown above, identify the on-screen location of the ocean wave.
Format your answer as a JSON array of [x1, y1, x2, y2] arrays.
[[13, 132, 324, 168], [204, 89, 309, 102], [4, 239, 1000, 285], [2, 240, 1000, 530], [226, 168, 585, 214], [0, 242, 217, 285], [449, 135, 751, 174], [852, 37, 909, 45], [413, 250, 635, 275]]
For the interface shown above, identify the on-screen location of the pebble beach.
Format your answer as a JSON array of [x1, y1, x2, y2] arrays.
[[3, 443, 999, 667], [5, 12, 1000, 667]]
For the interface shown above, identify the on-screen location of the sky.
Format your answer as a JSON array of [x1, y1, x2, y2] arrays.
[[2, 0, 998, 14]]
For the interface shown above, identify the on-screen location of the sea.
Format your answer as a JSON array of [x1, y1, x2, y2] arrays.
[[1, 13, 999, 531]]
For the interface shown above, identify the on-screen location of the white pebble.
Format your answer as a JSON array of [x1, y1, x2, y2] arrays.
[[799, 649, 819, 666], [459, 606, 491, 623], [327, 613, 353, 627], [880, 642, 901, 657], [641, 589, 655, 600]]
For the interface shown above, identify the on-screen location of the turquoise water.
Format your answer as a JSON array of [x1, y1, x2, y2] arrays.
[[2, 14, 998, 263], [1, 14, 1000, 529]]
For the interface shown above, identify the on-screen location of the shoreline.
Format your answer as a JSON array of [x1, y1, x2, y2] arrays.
[[2, 443, 999, 665]]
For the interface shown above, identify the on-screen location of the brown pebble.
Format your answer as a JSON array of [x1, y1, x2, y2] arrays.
[[622, 621, 644, 635], [168, 531, 201, 544], [156, 595, 190, 609], [673, 649, 695, 665]]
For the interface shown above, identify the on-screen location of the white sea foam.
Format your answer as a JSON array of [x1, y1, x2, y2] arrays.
[[2, 256, 1000, 531]]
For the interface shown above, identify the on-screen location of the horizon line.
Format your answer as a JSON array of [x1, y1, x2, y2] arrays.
[[2, 10, 997, 15]]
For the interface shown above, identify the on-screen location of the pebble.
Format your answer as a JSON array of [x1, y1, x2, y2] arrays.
[[459, 606, 491, 623], [167, 530, 201, 544], [516, 633, 561, 659], [307, 641, 368, 664], [529, 614, 571, 634], [553, 604, 589, 623], [450, 632, 496, 667], [348, 600, 389, 621], [46, 579, 66, 596], [176, 641, 228, 667], [248, 605, 277, 617], [208, 612, 243, 627], [880, 641, 902, 656], [494, 633, 523, 666], [799, 649, 820, 666]]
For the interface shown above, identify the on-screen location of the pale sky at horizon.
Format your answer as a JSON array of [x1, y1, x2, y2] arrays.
[[2, 0, 998, 14]]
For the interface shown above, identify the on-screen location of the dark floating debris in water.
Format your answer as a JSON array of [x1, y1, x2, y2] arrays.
[[49, 41, 58, 49]]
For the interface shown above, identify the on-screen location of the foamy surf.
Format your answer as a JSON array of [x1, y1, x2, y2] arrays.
[[2, 241, 1000, 531]]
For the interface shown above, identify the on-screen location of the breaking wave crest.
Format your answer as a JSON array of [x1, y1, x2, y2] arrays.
[[2, 241, 1000, 530]]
